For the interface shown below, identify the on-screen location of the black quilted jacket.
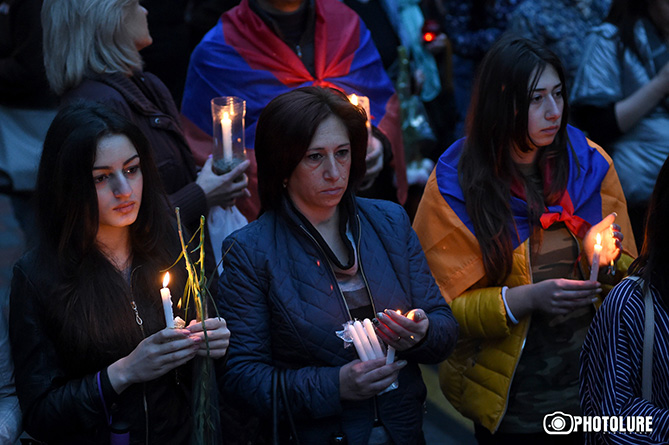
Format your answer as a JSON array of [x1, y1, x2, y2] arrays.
[[216, 196, 458, 444]]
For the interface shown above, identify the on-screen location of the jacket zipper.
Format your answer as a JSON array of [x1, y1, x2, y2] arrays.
[[129, 269, 150, 443], [355, 214, 377, 316], [297, 217, 377, 320], [300, 217, 384, 433]]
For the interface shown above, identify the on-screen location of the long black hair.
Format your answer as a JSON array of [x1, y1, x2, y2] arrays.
[[459, 35, 571, 283], [35, 101, 184, 368], [629, 156, 669, 302], [254, 86, 368, 213]]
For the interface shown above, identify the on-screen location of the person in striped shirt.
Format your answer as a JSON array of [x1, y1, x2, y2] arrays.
[[580, 156, 669, 444]]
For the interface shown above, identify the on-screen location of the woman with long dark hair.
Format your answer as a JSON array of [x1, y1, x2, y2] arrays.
[[413, 35, 637, 443], [8, 101, 229, 443], [41, 0, 250, 274]]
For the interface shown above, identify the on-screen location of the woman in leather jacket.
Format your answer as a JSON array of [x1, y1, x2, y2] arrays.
[[8, 101, 230, 443]]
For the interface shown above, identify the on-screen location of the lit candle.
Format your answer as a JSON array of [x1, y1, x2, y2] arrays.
[[354, 320, 376, 360], [221, 112, 232, 163], [589, 233, 602, 282], [349, 93, 371, 124], [161, 272, 175, 328], [347, 323, 369, 361], [363, 318, 384, 359], [349, 94, 371, 120]]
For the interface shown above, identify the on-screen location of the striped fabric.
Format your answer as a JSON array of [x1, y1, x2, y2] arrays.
[[580, 278, 669, 443]]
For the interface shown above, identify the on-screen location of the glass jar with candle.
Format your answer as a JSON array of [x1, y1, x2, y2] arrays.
[[211, 96, 246, 176]]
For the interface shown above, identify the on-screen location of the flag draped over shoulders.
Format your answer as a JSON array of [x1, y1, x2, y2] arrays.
[[413, 125, 635, 301], [180, 0, 406, 202]]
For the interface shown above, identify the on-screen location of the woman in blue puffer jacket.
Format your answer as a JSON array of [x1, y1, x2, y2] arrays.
[[215, 86, 458, 444]]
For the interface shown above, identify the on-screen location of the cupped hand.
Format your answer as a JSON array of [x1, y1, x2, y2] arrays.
[[196, 157, 250, 208], [108, 328, 199, 394], [187, 317, 230, 358], [339, 358, 406, 401], [583, 212, 623, 267], [372, 308, 429, 351]]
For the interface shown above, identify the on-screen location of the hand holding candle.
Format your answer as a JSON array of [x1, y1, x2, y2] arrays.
[[373, 308, 429, 352], [161, 272, 175, 329], [343, 319, 389, 362], [585, 212, 623, 282], [340, 318, 401, 397]]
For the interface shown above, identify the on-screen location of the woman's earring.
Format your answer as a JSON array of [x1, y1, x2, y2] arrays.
[[282, 179, 288, 188]]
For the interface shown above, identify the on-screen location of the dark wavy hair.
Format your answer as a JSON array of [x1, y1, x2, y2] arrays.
[[254, 86, 368, 213], [35, 101, 184, 368], [459, 35, 572, 283], [629, 156, 669, 302]]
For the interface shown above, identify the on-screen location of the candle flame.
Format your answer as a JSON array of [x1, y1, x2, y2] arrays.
[[177, 298, 182, 309], [162, 272, 170, 288], [596, 233, 602, 246], [222, 112, 231, 122], [349, 94, 358, 106]]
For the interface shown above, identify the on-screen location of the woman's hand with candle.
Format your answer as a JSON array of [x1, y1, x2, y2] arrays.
[[196, 157, 251, 208], [187, 317, 231, 359], [339, 358, 406, 401], [372, 309, 429, 351], [583, 212, 623, 270], [107, 328, 200, 394]]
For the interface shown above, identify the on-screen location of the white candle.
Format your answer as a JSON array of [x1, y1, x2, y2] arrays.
[[383, 309, 402, 365], [347, 324, 369, 361], [354, 320, 376, 360], [385, 346, 395, 365], [348, 94, 370, 119], [589, 233, 602, 282], [363, 318, 384, 359], [221, 112, 232, 163], [161, 272, 175, 328], [348, 94, 372, 133]]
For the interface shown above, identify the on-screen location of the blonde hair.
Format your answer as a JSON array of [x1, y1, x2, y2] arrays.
[[42, 0, 144, 95]]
